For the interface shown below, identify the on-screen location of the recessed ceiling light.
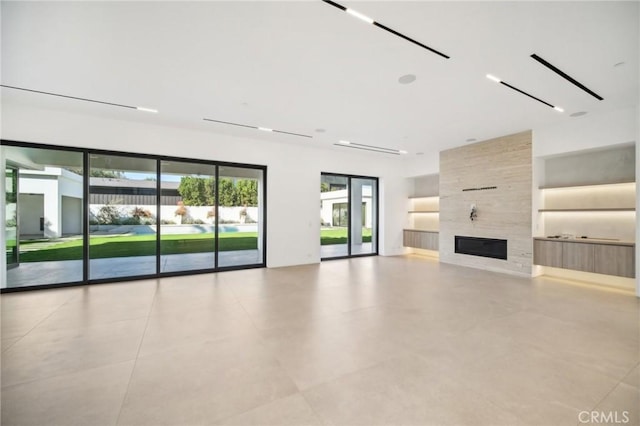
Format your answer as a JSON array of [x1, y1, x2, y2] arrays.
[[136, 107, 158, 113], [346, 8, 374, 24], [486, 74, 501, 83], [614, 61, 625, 67], [398, 74, 416, 84], [466, 138, 477, 142], [338, 140, 351, 145], [258, 127, 273, 132], [416, 152, 424, 156], [315, 128, 326, 133], [399, 150, 408, 154], [570, 111, 588, 117], [553, 106, 564, 113]]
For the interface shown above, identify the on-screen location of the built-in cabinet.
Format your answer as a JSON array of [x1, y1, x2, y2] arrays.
[[534, 175, 636, 279], [404, 174, 439, 252], [403, 229, 438, 251], [534, 238, 635, 278]]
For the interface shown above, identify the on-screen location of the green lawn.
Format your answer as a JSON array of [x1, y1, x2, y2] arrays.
[[319, 228, 372, 245], [17, 229, 372, 262], [19, 233, 258, 262]]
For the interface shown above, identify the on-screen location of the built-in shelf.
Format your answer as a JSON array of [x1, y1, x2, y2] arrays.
[[538, 208, 635, 212], [408, 210, 440, 213], [539, 180, 636, 190]]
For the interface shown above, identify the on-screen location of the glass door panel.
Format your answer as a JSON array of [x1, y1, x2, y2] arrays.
[[320, 174, 349, 259], [350, 177, 377, 256], [217, 166, 264, 268], [2, 145, 84, 289], [160, 160, 216, 273], [5, 167, 18, 269], [89, 154, 157, 280]]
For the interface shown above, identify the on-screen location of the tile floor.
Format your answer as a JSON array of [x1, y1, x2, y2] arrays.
[[1, 255, 638, 426]]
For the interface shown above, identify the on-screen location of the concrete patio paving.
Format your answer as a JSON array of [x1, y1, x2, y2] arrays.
[[5, 250, 261, 289]]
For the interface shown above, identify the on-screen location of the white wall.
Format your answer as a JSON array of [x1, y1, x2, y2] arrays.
[[1, 104, 409, 268], [534, 108, 636, 157]]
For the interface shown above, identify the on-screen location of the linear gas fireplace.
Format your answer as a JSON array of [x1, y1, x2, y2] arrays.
[[455, 236, 507, 260]]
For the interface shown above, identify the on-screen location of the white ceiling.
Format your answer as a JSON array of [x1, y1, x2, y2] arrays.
[[1, 1, 638, 158]]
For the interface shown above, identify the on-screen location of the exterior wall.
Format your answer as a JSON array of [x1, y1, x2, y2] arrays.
[[61, 196, 82, 234], [439, 131, 533, 276], [320, 188, 373, 228]]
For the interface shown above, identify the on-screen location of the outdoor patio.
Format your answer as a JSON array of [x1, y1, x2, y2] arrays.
[[5, 250, 261, 289]]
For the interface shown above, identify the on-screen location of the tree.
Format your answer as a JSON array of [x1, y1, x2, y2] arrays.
[[177, 176, 215, 206], [218, 178, 236, 207], [236, 179, 258, 206], [320, 182, 330, 192]]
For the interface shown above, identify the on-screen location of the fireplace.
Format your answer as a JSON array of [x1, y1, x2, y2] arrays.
[[455, 236, 507, 260]]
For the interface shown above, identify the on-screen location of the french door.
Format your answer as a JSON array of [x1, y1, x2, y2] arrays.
[[320, 173, 378, 259]]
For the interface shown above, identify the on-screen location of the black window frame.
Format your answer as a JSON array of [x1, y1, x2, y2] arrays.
[[1, 139, 268, 293], [320, 172, 379, 260]]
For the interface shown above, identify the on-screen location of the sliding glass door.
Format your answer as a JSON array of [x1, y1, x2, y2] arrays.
[[88, 154, 158, 280], [320, 173, 378, 259], [160, 160, 216, 273], [3, 145, 84, 289], [218, 166, 264, 268], [1, 140, 267, 291]]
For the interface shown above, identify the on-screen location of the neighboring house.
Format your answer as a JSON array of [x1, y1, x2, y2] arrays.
[[19, 167, 83, 238], [321, 187, 373, 228]]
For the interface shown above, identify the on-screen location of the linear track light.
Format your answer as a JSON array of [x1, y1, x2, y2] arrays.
[[1, 84, 159, 113], [203, 118, 312, 139], [334, 141, 407, 155], [530, 54, 603, 101], [321, 0, 449, 59], [485, 75, 563, 112]]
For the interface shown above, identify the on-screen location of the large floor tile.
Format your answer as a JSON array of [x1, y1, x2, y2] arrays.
[[621, 363, 639, 388], [117, 336, 298, 425], [139, 302, 259, 357], [477, 310, 639, 381], [239, 289, 343, 331], [215, 393, 323, 426], [259, 312, 412, 390], [303, 353, 523, 426], [588, 383, 639, 426], [1, 305, 60, 339], [1, 286, 81, 311], [1, 318, 147, 387], [2, 255, 638, 426], [1, 360, 134, 426]]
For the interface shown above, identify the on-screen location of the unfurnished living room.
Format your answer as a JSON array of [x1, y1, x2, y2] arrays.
[[0, 1, 638, 426]]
